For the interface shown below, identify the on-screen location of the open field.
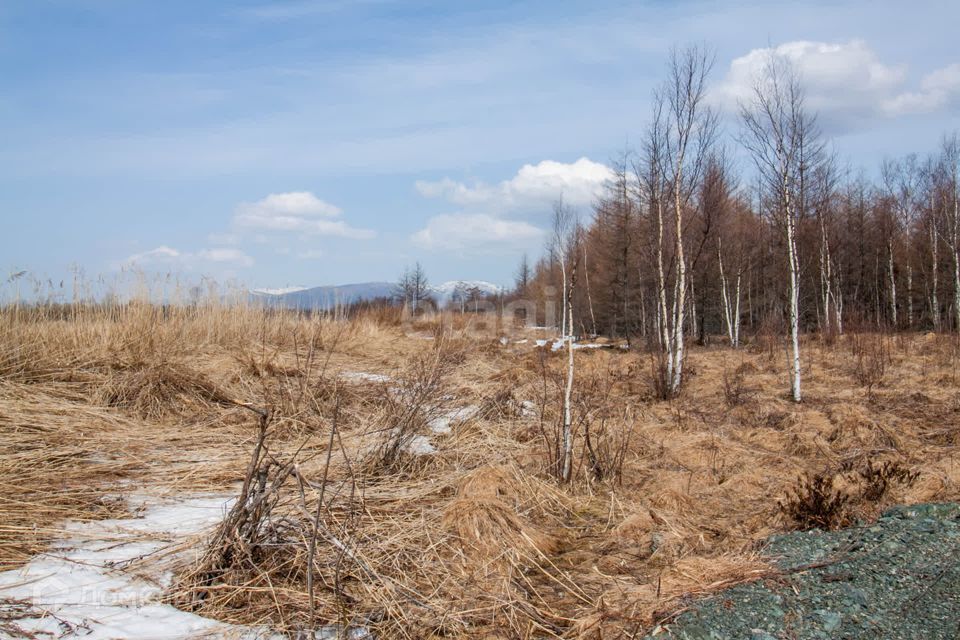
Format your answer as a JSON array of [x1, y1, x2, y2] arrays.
[[1, 303, 959, 638]]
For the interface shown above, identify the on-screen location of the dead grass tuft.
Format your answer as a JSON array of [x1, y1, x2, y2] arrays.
[[98, 359, 222, 419], [3, 299, 960, 637]]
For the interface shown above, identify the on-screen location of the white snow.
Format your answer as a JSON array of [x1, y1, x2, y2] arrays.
[[428, 405, 478, 435], [429, 280, 502, 305], [535, 338, 611, 352], [250, 286, 308, 296], [340, 371, 391, 383], [399, 405, 479, 455], [0, 493, 252, 639], [405, 436, 437, 455]]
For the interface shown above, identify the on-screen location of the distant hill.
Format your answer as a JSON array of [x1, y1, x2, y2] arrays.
[[250, 280, 502, 310], [430, 280, 501, 306]]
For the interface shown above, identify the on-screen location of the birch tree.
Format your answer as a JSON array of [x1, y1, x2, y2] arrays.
[[560, 225, 582, 483], [643, 45, 717, 396], [942, 133, 960, 332], [740, 54, 821, 402], [812, 160, 841, 335], [882, 155, 922, 328], [549, 199, 575, 337], [921, 158, 941, 331]]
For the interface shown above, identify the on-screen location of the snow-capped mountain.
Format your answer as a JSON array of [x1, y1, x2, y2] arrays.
[[250, 282, 395, 309], [251, 280, 502, 310], [250, 286, 308, 296], [429, 280, 502, 305]]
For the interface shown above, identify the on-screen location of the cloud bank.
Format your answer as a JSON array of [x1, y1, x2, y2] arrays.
[[412, 157, 610, 253], [416, 157, 613, 213], [124, 245, 254, 269], [713, 40, 960, 131], [411, 213, 542, 251], [232, 191, 374, 239]]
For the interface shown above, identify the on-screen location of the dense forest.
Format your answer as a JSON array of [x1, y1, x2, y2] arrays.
[[504, 47, 959, 402]]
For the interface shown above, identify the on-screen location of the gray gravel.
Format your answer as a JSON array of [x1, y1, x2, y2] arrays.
[[645, 503, 960, 639]]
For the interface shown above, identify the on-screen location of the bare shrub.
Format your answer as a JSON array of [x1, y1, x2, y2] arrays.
[[780, 459, 920, 531], [649, 351, 674, 401], [850, 333, 889, 391], [778, 472, 850, 530], [721, 365, 750, 408], [749, 313, 782, 360], [844, 459, 920, 502], [476, 385, 523, 421], [367, 343, 451, 473]]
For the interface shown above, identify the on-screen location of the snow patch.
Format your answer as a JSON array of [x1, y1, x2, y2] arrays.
[[405, 436, 437, 455], [428, 406, 478, 435], [341, 371, 391, 383], [537, 338, 611, 352], [0, 493, 248, 639]]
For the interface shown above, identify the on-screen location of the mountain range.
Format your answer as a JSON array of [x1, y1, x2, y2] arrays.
[[250, 280, 502, 310]]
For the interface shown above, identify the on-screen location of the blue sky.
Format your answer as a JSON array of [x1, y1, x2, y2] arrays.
[[2, 0, 958, 294]]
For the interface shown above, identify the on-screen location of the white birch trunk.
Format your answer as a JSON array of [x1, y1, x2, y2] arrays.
[[931, 222, 940, 332], [670, 161, 687, 394], [718, 240, 736, 347], [559, 262, 567, 337], [785, 188, 802, 403], [561, 285, 575, 482], [818, 213, 833, 335], [907, 265, 914, 328], [954, 192, 960, 332], [954, 250, 960, 332], [733, 271, 742, 348], [655, 197, 673, 378], [887, 241, 897, 328]]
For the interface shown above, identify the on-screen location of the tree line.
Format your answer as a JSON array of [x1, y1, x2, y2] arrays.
[[513, 46, 960, 402]]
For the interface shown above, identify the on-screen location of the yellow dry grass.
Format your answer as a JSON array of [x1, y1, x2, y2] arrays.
[[2, 302, 958, 638]]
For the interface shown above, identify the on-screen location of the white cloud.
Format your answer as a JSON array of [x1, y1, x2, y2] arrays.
[[411, 213, 542, 252], [125, 246, 181, 264], [232, 191, 374, 239], [124, 245, 253, 269], [296, 249, 325, 260], [713, 40, 960, 130], [415, 157, 613, 213], [884, 63, 960, 115], [195, 248, 255, 267]]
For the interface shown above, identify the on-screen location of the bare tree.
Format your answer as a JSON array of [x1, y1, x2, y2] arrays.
[[643, 44, 718, 396], [942, 133, 960, 332], [395, 262, 430, 313], [513, 253, 531, 298], [581, 222, 598, 337], [560, 225, 583, 483], [740, 53, 823, 402], [921, 157, 942, 331], [882, 154, 922, 327], [548, 199, 576, 337], [812, 158, 841, 335]]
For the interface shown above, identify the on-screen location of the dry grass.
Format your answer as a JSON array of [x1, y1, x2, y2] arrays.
[[2, 301, 959, 637]]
